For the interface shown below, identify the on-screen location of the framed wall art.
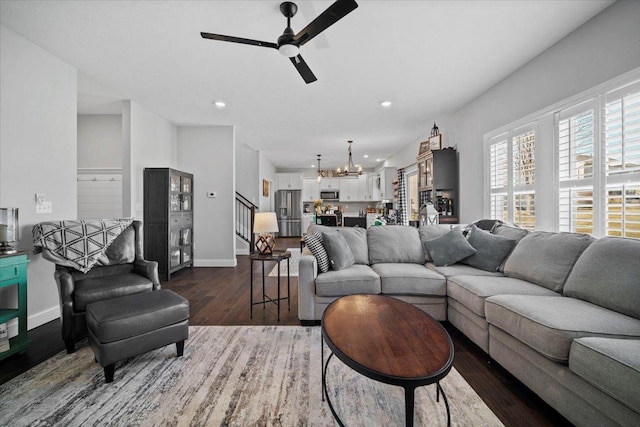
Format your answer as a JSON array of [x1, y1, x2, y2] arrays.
[[418, 140, 430, 156], [429, 134, 442, 151], [262, 179, 269, 197]]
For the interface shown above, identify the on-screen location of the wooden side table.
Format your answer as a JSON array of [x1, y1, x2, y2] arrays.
[[249, 250, 291, 321], [0, 251, 31, 361]]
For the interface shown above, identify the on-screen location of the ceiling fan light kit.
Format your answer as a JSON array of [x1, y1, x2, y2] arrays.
[[200, 0, 358, 84]]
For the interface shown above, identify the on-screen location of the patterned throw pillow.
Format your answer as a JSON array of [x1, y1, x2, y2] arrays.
[[304, 231, 330, 273]]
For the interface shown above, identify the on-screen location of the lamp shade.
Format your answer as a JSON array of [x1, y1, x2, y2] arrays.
[[253, 212, 279, 234]]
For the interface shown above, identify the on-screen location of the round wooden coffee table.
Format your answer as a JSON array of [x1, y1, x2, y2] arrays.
[[321, 294, 454, 427]]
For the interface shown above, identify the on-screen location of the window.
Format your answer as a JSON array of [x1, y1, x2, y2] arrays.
[[557, 100, 597, 234], [488, 125, 536, 229], [556, 81, 640, 238]]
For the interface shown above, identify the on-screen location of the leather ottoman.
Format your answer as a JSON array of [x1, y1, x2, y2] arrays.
[[86, 289, 189, 383]]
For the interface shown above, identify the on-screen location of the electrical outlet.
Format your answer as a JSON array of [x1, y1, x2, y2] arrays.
[[36, 201, 52, 214]]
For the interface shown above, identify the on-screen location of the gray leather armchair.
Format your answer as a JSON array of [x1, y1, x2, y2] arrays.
[[52, 220, 160, 353]]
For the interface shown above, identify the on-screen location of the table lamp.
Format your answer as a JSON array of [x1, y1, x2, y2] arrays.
[[0, 208, 19, 255], [254, 212, 279, 254]]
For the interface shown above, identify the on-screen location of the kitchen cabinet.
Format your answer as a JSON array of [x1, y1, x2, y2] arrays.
[[276, 173, 302, 190], [339, 178, 359, 201], [144, 168, 194, 280], [319, 178, 339, 190], [302, 178, 319, 201], [367, 175, 380, 201], [378, 167, 397, 200]]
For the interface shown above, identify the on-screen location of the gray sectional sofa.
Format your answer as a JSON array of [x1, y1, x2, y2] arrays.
[[298, 224, 640, 427]]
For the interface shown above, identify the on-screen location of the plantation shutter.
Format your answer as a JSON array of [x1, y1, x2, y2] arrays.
[[604, 82, 640, 238], [557, 100, 597, 233], [512, 127, 536, 229], [489, 137, 509, 221]]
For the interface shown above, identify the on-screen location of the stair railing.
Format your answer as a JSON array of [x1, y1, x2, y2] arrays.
[[235, 192, 257, 252]]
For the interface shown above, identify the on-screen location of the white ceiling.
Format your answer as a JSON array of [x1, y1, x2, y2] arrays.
[[0, 0, 613, 170]]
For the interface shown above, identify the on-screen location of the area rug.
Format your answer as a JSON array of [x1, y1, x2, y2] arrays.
[[268, 247, 300, 277], [0, 326, 503, 426]]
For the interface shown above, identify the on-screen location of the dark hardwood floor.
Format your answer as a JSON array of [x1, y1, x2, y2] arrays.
[[0, 237, 571, 426]]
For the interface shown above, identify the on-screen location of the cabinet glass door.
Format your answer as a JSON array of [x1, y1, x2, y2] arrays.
[[181, 228, 192, 246], [181, 195, 191, 211], [170, 249, 181, 267], [425, 156, 433, 188], [170, 229, 180, 248], [170, 194, 180, 211], [182, 246, 192, 264], [170, 174, 181, 192], [181, 177, 192, 193]]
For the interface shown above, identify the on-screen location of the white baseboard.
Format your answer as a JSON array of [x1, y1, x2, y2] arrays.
[[236, 247, 250, 255], [28, 306, 60, 330], [194, 259, 238, 267], [4, 305, 61, 337]]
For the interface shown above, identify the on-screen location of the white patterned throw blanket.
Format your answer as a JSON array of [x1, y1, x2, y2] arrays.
[[33, 219, 134, 273]]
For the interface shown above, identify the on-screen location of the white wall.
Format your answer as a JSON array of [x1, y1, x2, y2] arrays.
[[177, 126, 236, 266], [77, 114, 122, 169], [0, 25, 78, 330], [122, 100, 177, 219], [258, 152, 277, 212], [385, 0, 640, 224], [235, 142, 259, 205]]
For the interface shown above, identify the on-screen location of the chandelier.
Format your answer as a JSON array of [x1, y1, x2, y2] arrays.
[[336, 140, 362, 177]]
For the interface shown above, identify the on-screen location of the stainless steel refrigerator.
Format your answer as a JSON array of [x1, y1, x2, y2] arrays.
[[275, 190, 302, 237]]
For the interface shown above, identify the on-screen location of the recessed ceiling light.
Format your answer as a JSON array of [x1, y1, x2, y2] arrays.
[[311, 164, 316, 168], [363, 154, 369, 158], [380, 101, 392, 107], [214, 101, 226, 108], [376, 158, 382, 162]]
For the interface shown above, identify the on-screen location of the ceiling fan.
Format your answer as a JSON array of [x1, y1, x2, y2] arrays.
[[200, 0, 358, 84]]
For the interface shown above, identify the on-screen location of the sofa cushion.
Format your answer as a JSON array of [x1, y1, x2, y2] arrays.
[[485, 295, 640, 363], [564, 236, 640, 319], [427, 263, 504, 278], [304, 231, 330, 273], [315, 264, 381, 297], [569, 337, 640, 413], [461, 225, 518, 272], [322, 231, 355, 271], [368, 226, 424, 264], [491, 224, 529, 272], [447, 275, 560, 318], [424, 228, 476, 266], [337, 227, 369, 265], [503, 231, 594, 292], [74, 273, 154, 311], [418, 225, 452, 262], [372, 263, 446, 296]]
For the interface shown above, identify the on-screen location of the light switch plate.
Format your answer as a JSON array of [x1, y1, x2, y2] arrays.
[[36, 201, 52, 213]]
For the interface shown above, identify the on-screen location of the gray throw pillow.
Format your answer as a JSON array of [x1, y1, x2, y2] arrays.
[[491, 224, 530, 271], [424, 228, 477, 267], [304, 231, 330, 273], [461, 225, 517, 272], [418, 225, 451, 262], [322, 231, 355, 271], [338, 227, 369, 265]]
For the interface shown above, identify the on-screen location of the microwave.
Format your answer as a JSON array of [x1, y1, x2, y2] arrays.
[[320, 190, 340, 200]]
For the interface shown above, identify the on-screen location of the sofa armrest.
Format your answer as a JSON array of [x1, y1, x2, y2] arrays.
[[298, 251, 318, 321], [134, 259, 161, 290]]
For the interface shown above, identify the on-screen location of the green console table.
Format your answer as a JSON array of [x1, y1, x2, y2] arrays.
[[0, 252, 31, 361]]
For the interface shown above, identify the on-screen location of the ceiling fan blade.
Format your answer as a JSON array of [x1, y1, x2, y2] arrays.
[[200, 32, 277, 49], [290, 55, 317, 84], [293, 0, 358, 47]]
